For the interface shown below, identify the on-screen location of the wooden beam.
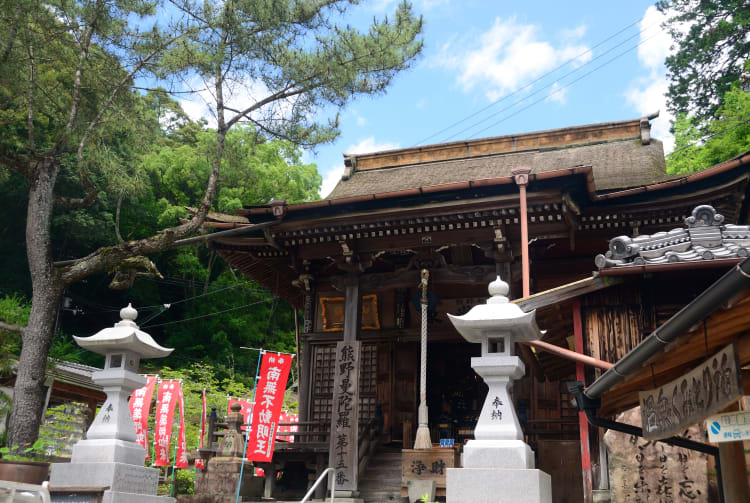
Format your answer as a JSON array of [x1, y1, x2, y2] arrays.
[[331, 265, 497, 291], [514, 275, 623, 312]]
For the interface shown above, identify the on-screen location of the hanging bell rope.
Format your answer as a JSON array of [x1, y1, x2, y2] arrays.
[[414, 268, 432, 449]]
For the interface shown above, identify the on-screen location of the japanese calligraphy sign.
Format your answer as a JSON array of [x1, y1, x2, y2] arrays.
[[639, 344, 742, 439], [175, 383, 188, 468], [328, 341, 360, 492], [196, 388, 207, 470], [128, 375, 156, 459], [154, 380, 179, 466], [604, 407, 708, 503], [246, 352, 292, 463], [227, 398, 253, 432]]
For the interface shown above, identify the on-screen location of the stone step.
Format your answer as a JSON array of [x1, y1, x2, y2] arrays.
[[360, 491, 405, 503], [360, 468, 401, 478]]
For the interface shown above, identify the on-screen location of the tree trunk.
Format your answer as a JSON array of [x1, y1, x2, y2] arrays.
[[7, 157, 63, 449]]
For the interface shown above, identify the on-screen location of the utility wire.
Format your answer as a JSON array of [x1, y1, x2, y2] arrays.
[[466, 30, 662, 140], [142, 299, 271, 328], [415, 14, 649, 146], [668, 114, 750, 156]]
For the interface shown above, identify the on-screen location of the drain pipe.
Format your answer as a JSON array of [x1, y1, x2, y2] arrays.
[[568, 382, 724, 503], [584, 258, 750, 401], [512, 167, 532, 297]]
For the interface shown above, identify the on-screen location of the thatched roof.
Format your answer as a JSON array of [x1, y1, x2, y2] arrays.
[[328, 117, 669, 200]]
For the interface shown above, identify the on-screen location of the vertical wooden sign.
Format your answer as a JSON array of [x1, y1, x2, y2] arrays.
[[329, 340, 360, 492]]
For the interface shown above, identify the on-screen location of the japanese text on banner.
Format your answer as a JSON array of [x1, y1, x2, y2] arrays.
[[129, 375, 156, 460], [246, 352, 292, 463], [154, 380, 178, 466]]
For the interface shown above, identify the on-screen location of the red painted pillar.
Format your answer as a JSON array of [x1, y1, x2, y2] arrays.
[[512, 167, 532, 298], [573, 299, 593, 503]]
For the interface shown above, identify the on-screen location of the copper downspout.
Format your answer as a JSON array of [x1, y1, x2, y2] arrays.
[[513, 167, 532, 297]]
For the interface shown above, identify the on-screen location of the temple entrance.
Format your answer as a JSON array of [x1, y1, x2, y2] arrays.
[[371, 340, 484, 447], [427, 341, 485, 445]]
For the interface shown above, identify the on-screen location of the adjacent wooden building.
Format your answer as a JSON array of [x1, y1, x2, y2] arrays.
[[207, 115, 750, 501]]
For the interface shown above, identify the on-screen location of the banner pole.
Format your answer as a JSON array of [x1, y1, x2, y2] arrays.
[[235, 349, 265, 503]]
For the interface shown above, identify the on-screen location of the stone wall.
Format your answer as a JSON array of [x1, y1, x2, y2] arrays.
[[604, 407, 709, 502], [38, 402, 91, 459]]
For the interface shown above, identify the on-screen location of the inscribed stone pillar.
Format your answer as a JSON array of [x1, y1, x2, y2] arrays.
[[329, 340, 361, 492], [603, 407, 709, 502]]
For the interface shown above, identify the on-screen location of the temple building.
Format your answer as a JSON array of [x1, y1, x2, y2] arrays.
[[204, 115, 750, 502]]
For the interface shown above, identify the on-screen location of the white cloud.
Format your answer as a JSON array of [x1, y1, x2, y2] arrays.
[[561, 25, 587, 43], [545, 82, 567, 105], [436, 17, 591, 102], [320, 137, 400, 198], [624, 5, 678, 153], [638, 6, 671, 74], [625, 77, 674, 152], [356, 115, 367, 126]]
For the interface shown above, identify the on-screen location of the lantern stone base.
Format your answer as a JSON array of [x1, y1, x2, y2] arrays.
[[70, 438, 148, 466], [49, 461, 174, 503], [446, 468, 551, 503], [461, 440, 534, 469]]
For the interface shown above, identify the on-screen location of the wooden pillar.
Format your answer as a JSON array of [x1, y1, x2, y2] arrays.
[[343, 273, 361, 342], [573, 299, 593, 503], [299, 280, 315, 423], [512, 167, 532, 298], [719, 439, 749, 501]]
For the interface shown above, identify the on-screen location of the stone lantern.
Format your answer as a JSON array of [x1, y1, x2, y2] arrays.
[[50, 304, 174, 503], [445, 277, 551, 503]]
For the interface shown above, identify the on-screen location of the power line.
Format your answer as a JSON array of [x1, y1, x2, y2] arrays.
[[465, 30, 662, 140], [668, 114, 750, 156], [415, 15, 650, 146], [141, 299, 271, 328]]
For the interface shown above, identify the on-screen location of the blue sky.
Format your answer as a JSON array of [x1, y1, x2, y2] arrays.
[[179, 1, 676, 199]]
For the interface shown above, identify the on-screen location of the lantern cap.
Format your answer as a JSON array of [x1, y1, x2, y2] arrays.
[[448, 276, 544, 343], [73, 304, 173, 358]]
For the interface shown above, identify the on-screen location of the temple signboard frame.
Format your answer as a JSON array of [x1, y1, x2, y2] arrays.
[[639, 343, 743, 440]]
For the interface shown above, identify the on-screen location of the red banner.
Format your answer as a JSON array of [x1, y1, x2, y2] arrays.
[[129, 375, 156, 459], [195, 389, 207, 470], [277, 412, 299, 443], [154, 380, 179, 466], [247, 352, 292, 462], [227, 398, 254, 432], [175, 383, 188, 468]]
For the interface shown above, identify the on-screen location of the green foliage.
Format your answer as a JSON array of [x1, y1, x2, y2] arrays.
[[0, 295, 30, 377], [658, 0, 750, 123], [173, 468, 195, 495], [666, 84, 750, 174], [0, 438, 56, 461]]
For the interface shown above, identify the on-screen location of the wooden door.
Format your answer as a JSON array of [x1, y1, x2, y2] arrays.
[[392, 342, 418, 443], [376, 342, 393, 442], [537, 439, 584, 503]]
